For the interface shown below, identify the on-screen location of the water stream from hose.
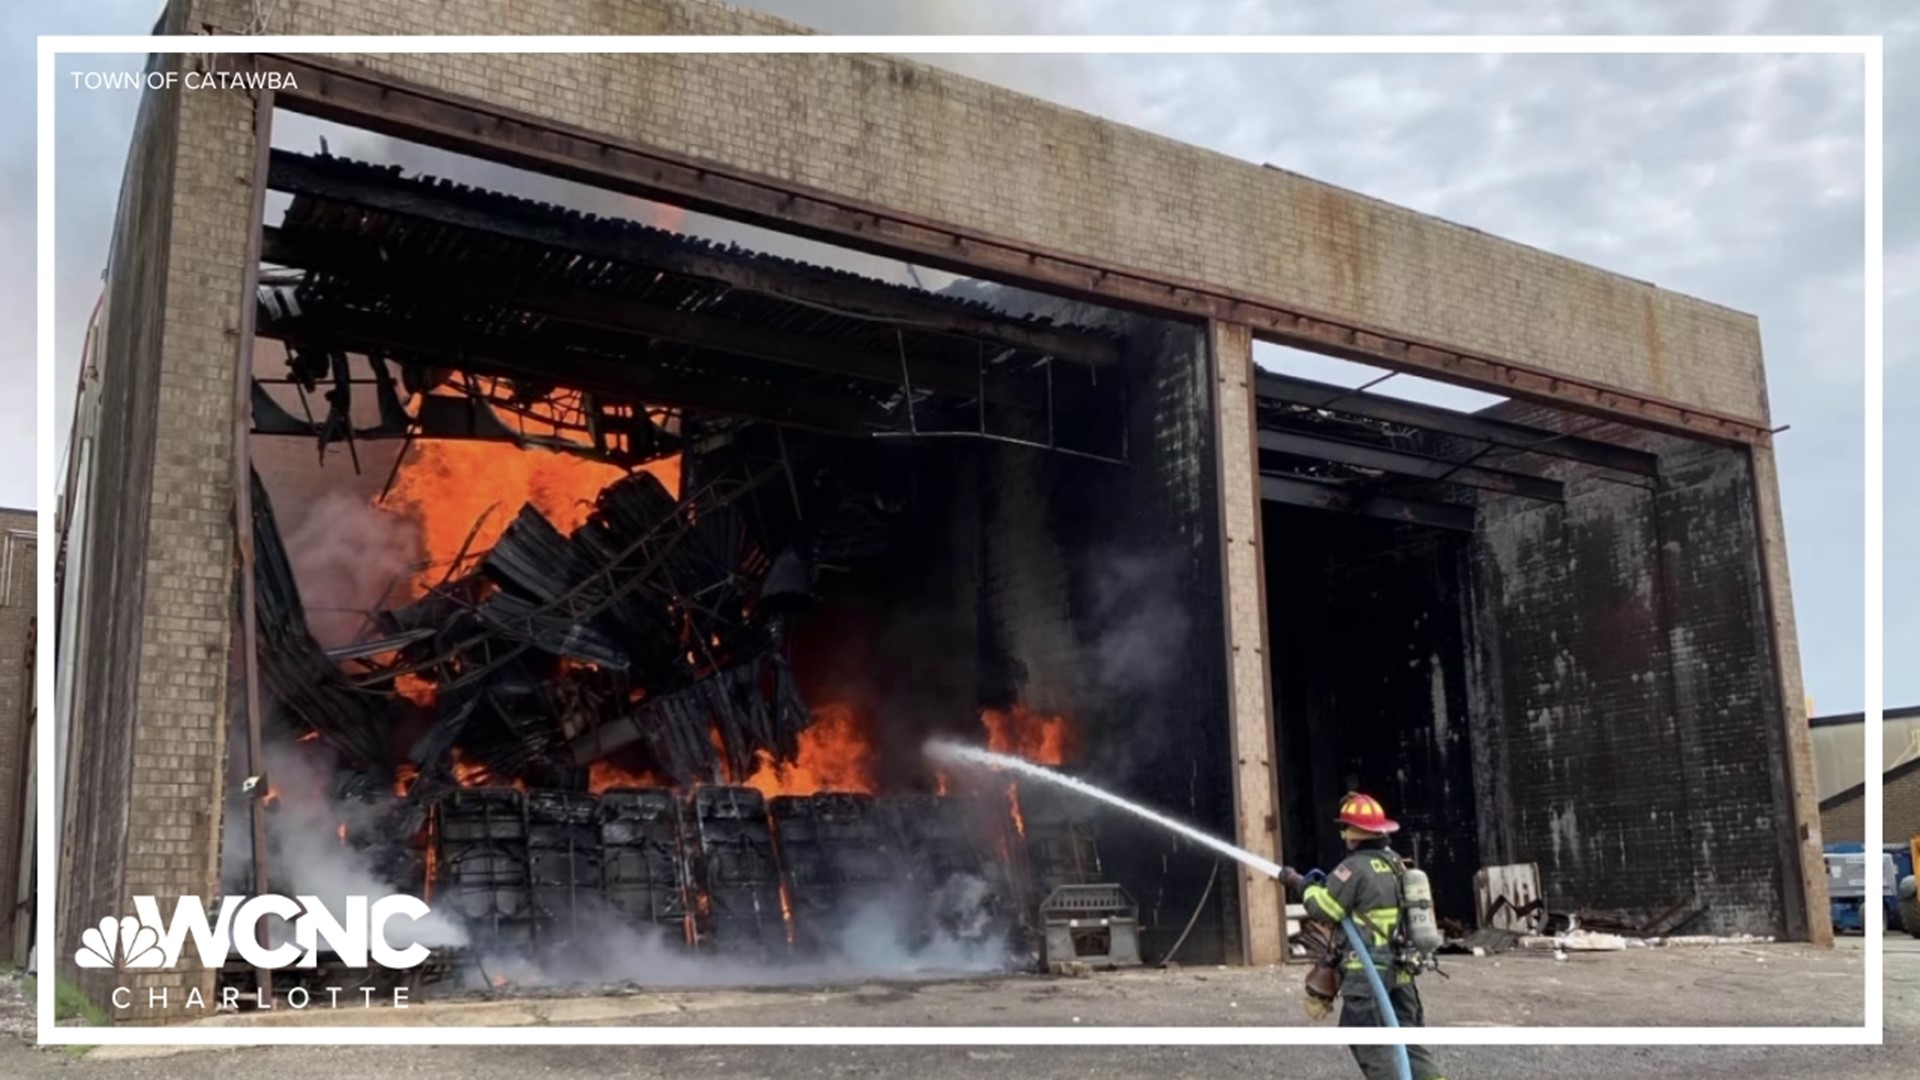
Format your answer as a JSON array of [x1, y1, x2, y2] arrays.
[[924, 738, 1283, 880]]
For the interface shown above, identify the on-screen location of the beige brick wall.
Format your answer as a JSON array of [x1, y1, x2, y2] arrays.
[[1750, 445, 1829, 943], [114, 77, 254, 1020], [188, 0, 1769, 423], [1207, 321, 1283, 965], [1820, 765, 1920, 847]]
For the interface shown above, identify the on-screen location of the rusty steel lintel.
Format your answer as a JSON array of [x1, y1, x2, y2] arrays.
[[231, 90, 276, 1007], [235, 52, 1775, 449]]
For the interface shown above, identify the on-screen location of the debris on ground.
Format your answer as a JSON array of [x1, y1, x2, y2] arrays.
[[0, 969, 31, 1043]]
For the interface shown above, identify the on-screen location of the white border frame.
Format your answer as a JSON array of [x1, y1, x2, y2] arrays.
[[35, 33, 1883, 1048]]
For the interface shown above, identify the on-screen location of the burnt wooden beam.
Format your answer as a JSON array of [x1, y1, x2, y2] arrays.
[[261, 227, 1052, 413], [1259, 473, 1476, 532], [1257, 428, 1564, 503], [265, 149, 1120, 367], [1255, 370, 1658, 478], [255, 309, 886, 437]]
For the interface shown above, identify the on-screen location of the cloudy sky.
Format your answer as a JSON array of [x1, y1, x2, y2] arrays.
[[5, 1, 1910, 715]]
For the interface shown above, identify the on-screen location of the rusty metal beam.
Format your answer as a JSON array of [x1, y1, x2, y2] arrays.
[[1259, 473, 1476, 532], [245, 52, 1771, 448], [1257, 428, 1564, 503], [1256, 369, 1659, 478], [260, 226, 1050, 412], [263, 149, 1120, 368]]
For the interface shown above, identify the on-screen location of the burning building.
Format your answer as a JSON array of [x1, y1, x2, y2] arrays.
[[54, 0, 1828, 1023]]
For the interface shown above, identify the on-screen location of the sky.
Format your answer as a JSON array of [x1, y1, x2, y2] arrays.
[[5, 1, 1911, 715]]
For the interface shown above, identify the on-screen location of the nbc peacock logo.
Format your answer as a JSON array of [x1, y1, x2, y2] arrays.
[[73, 895, 435, 972], [75, 916, 167, 970]]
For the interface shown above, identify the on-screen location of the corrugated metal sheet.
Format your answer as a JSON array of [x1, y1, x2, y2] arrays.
[[268, 154, 1115, 387]]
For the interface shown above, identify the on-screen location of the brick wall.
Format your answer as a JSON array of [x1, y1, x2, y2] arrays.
[[1208, 322, 1285, 965], [1467, 417, 1803, 937], [59, 33, 249, 1016], [58, 40, 186, 1014], [1820, 761, 1920, 846], [0, 509, 36, 953], [187, 0, 1772, 423], [105, 73, 253, 1023]]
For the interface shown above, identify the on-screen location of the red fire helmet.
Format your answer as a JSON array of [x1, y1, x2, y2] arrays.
[[1336, 792, 1400, 835]]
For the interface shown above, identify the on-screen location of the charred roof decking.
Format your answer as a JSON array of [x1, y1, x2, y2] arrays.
[[252, 151, 1655, 532], [254, 151, 1126, 458]]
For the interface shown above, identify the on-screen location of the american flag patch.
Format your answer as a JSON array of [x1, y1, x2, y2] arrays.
[[1332, 865, 1353, 883]]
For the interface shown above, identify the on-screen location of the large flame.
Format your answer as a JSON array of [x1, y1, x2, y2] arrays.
[[743, 703, 876, 798], [981, 704, 1073, 766], [382, 434, 677, 597]]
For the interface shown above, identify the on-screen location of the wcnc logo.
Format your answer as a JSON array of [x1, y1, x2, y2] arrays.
[[76, 895, 435, 971]]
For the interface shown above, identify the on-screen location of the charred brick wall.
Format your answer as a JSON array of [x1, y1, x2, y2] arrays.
[[1265, 510, 1479, 921], [974, 314, 1236, 963], [1468, 416, 1803, 938]]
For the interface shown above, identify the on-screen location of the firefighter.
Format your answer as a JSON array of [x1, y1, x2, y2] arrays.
[[1279, 793, 1446, 1080]]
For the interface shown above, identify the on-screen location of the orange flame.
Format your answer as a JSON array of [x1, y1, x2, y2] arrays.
[[394, 672, 437, 707], [1007, 783, 1026, 838], [394, 762, 420, 798], [743, 703, 876, 797], [451, 748, 525, 791], [337, 822, 349, 846], [296, 730, 320, 744], [981, 704, 1073, 766], [778, 881, 796, 946], [588, 760, 665, 793], [383, 431, 678, 597], [423, 812, 438, 903]]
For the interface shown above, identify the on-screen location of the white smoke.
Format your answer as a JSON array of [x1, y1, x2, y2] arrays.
[[1085, 548, 1192, 698], [283, 492, 421, 649], [223, 738, 468, 953], [457, 874, 1012, 993], [831, 875, 1010, 974]]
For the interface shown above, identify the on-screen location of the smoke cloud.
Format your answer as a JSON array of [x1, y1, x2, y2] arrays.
[[222, 738, 468, 953], [282, 492, 421, 650], [459, 873, 1011, 993], [1083, 548, 1192, 699]]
